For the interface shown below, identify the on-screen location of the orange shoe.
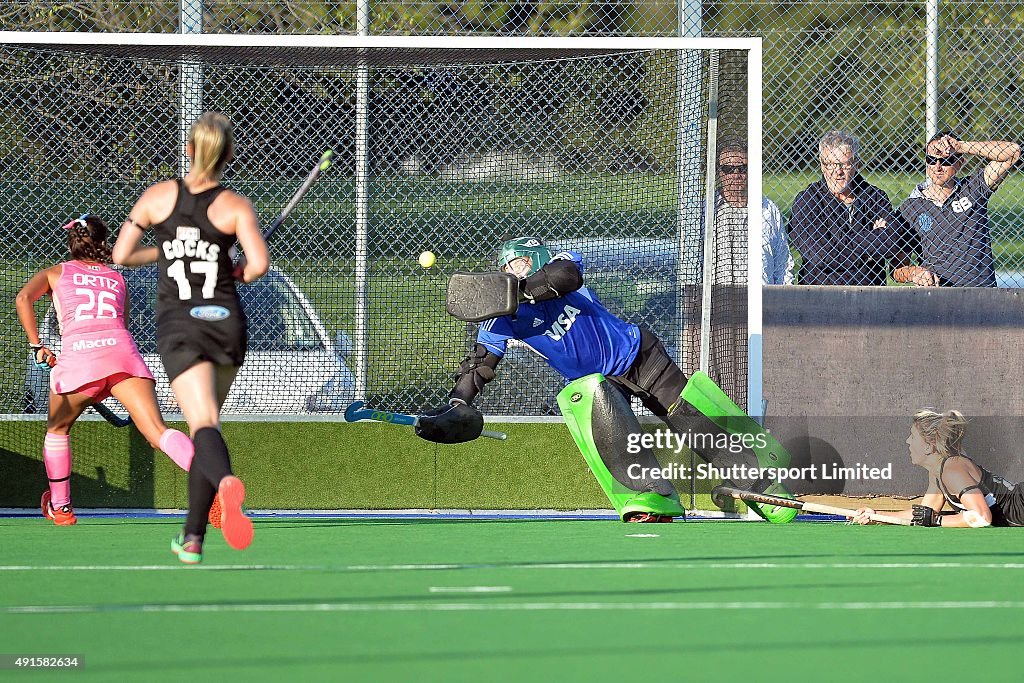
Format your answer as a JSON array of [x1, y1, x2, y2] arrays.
[[207, 493, 223, 529], [40, 490, 77, 526], [217, 476, 253, 550]]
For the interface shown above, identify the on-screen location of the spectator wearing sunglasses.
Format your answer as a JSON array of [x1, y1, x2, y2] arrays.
[[714, 140, 792, 285], [894, 132, 1020, 287], [789, 131, 904, 285]]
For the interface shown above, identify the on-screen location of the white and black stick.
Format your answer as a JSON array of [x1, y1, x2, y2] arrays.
[[713, 484, 911, 526], [344, 401, 508, 441], [262, 149, 334, 242]]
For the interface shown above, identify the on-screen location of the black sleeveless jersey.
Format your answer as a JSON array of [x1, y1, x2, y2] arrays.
[[152, 179, 241, 324], [936, 455, 1024, 526]]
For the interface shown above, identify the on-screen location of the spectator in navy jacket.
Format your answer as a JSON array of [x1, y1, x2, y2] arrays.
[[789, 131, 904, 285]]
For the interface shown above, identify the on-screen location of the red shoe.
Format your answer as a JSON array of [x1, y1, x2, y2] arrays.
[[624, 512, 674, 523], [217, 476, 253, 550], [40, 490, 77, 526], [208, 493, 223, 529]]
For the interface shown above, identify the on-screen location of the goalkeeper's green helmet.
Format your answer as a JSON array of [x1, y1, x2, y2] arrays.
[[497, 237, 552, 278]]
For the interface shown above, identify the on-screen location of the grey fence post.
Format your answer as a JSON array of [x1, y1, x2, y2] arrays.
[[926, 0, 939, 140], [179, 0, 203, 175], [677, 0, 704, 365], [698, 50, 719, 375]]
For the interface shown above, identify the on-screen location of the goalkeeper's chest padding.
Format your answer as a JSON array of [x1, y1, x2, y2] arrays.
[[476, 289, 641, 381], [446, 271, 518, 322]]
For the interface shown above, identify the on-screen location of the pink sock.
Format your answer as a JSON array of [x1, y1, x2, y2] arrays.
[[43, 432, 72, 507], [159, 429, 194, 471]]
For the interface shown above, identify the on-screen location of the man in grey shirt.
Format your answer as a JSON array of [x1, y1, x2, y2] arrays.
[[714, 140, 793, 285], [895, 132, 1020, 287]]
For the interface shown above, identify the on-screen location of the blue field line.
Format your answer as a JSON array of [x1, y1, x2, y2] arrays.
[[0, 508, 847, 523]]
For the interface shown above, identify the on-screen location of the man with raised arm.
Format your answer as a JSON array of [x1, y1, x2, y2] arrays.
[[894, 132, 1020, 287]]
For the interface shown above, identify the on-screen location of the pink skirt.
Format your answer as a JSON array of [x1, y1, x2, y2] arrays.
[[50, 327, 154, 396]]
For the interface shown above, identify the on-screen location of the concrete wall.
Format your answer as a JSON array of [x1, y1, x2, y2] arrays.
[[763, 286, 1024, 495]]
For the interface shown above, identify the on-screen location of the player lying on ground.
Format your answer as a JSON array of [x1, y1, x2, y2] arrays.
[[853, 409, 1024, 527], [417, 236, 795, 522], [113, 112, 269, 563], [15, 214, 195, 526]]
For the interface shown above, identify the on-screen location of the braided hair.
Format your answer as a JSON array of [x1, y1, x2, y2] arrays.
[[66, 214, 113, 263]]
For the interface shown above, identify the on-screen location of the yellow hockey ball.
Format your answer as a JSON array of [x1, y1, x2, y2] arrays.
[[418, 251, 436, 269]]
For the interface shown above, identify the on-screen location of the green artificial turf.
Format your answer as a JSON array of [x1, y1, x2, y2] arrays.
[[1, 516, 1022, 681]]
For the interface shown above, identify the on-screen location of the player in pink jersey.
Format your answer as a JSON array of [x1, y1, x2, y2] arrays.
[[15, 214, 195, 526]]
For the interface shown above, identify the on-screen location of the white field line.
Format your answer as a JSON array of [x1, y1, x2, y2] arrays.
[[2, 561, 1024, 572], [7, 600, 1024, 615], [428, 586, 512, 593]]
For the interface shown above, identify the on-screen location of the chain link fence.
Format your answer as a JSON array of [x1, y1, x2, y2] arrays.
[[2, 2, 1022, 426], [3, 4, 1021, 276], [0, 40, 756, 433]]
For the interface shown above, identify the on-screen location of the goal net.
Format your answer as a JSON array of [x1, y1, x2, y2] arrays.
[[0, 34, 761, 431]]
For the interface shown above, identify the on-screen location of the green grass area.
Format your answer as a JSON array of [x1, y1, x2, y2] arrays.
[[1, 420, 732, 512], [0, 421, 613, 510], [1, 516, 1022, 681]]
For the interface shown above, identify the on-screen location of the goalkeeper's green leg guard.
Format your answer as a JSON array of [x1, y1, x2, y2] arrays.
[[676, 371, 797, 524], [558, 374, 685, 522]]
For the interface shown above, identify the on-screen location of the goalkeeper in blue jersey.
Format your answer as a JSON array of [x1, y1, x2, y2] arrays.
[[416, 236, 796, 523]]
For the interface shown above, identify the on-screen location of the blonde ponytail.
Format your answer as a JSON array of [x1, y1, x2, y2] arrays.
[[188, 112, 234, 181]]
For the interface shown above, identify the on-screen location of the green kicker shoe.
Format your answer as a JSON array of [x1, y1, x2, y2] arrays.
[[171, 533, 204, 564], [745, 482, 800, 524], [621, 491, 687, 523]]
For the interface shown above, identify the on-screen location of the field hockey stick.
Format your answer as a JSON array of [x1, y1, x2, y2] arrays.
[[344, 401, 508, 441], [262, 149, 334, 242], [713, 484, 911, 526], [232, 149, 331, 270], [92, 401, 133, 428], [38, 358, 133, 428]]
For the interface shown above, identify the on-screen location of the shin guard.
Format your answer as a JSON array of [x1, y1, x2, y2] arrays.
[[43, 432, 72, 508], [558, 374, 685, 522], [159, 429, 194, 471], [677, 371, 797, 523]]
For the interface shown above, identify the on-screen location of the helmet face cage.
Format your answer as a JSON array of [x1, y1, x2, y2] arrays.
[[497, 237, 552, 278]]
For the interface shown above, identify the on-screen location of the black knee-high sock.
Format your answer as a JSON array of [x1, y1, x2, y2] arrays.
[[184, 467, 218, 537], [192, 427, 232, 487], [183, 428, 234, 537]]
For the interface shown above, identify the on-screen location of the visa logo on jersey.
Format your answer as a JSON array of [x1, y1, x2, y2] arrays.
[[542, 304, 582, 341]]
